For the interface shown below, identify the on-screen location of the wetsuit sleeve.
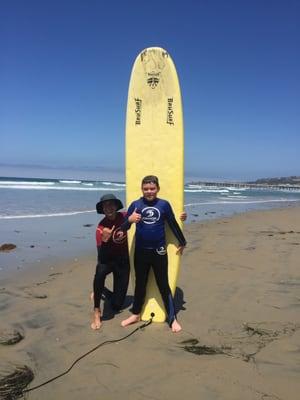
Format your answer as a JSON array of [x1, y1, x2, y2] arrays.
[[165, 202, 187, 247], [120, 202, 136, 231]]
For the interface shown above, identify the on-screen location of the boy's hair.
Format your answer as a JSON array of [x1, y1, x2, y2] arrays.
[[141, 175, 159, 187]]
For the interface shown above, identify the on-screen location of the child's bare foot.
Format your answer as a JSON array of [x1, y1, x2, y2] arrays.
[[171, 319, 182, 333], [121, 314, 140, 327], [91, 309, 101, 330], [90, 292, 94, 301]]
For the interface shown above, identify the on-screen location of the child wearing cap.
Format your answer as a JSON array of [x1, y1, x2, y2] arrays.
[[91, 194, 129, 330]]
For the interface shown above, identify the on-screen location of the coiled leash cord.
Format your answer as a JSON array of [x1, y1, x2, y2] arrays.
[[22, 315, 154, 396]]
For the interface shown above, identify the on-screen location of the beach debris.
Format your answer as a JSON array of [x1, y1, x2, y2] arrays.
[[243, 321, 297, 339], [0, 329, 24, 345], [31, 293, 47, 299], [179, 338, 230, 356], [259, 230, 300, 236], [244, 246, 256, 251], [23, 287, 48, 299], [0, 363, 34, 399], [181, 322, 299, 363], [0, 244, 16, 252], [83, 224, 94, 227]]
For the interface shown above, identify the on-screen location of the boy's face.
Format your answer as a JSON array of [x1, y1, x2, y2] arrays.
[[142, 182, 159, 201], [102, 200, 118, 219]]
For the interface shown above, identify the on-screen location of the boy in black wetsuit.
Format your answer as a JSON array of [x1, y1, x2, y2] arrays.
[[121, 175, 186, 333]]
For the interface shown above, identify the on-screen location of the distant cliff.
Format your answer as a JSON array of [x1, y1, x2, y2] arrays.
[[248, 176, 300, 185]]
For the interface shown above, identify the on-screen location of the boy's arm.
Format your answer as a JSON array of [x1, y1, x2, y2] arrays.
[[120, 202, 138, 231], [165, 203, 187, 248], [167, 215, 187, 247]]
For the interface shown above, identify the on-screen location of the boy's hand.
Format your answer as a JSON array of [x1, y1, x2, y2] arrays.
[[102, 225, 115, 242], [128, 208, 141, 224], [176, 245, 185, 255], [180, 212, 187, 221]]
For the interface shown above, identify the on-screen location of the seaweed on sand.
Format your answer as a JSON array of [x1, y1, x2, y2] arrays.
[[0, 364, 34, 400]]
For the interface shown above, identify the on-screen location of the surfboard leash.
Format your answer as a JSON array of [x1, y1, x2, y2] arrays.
[[21, 315, 154, 397]]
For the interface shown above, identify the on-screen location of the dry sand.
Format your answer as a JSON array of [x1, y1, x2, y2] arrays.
[[1, 206, 300, 399]]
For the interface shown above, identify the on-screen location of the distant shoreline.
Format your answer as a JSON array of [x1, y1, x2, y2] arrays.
[[189, 180, 300, 191], [1, 174, 300, 187]]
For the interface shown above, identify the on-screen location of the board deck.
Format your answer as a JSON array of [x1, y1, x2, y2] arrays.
[[125, 47, 184, 322]]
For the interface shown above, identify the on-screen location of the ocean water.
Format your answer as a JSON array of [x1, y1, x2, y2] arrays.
[[1, 176, 300, 221], [1, 176, 300, 277]]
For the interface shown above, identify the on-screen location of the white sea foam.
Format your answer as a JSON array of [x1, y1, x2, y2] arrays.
[[186, 184, 204, 189], [0, 210, 95, 219], [59, 180, 81, 184], [184, 199, 300, 207], [0, 185, 123, 191], [226, 195, 248, 199], [184, 189, 229, 193], [186, 185, 250, 192], [226, 186, 249, 191], [0, 181, 55, 186], [102, 181, 125, 187]]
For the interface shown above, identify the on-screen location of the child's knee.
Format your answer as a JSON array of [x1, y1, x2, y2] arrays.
[[94, 270, 107, 282]]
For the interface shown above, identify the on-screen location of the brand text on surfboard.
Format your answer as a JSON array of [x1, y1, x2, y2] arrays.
[[167, 98, 174, 125], [135, 98, 142, 125]]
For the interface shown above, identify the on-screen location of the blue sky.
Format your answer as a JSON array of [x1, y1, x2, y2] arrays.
[[1, 0, 299, 181]]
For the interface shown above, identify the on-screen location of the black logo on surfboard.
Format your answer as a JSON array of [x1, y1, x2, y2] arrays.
[[141, 48, 166, 89], [167, 98, 174, 125], [147, 74, 160, 89], [135, 98, 142, 125]]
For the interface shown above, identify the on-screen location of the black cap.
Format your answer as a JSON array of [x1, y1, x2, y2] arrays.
[[96, 194, 124, 214]]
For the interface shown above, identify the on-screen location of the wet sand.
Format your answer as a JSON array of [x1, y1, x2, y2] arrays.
[[1, 206, 300, 399]]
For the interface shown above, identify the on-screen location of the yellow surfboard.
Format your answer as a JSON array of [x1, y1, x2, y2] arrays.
[[125, 47, 184, 322]]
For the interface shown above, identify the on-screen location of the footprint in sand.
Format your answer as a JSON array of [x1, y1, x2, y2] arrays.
[[22, 287, 48, 299], [21, 271, 64, 297]]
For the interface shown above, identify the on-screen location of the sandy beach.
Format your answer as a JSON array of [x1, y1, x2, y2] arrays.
[[1, 206, 300, 399]]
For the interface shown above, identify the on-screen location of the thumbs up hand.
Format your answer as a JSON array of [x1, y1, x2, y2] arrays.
[[128, 208, 141, 224]]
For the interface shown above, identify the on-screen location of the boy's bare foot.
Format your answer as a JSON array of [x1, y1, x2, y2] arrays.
[[171, 319, 182, 333], [91, 309, 101, 330], [121, 314, 140, 327]]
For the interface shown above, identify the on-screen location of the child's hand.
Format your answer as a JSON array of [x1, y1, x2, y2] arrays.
[[102, 225, 115, 242], [180, 212, 187, 221], [128, 208, 141, 224], [176, 245, 185, 255]]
